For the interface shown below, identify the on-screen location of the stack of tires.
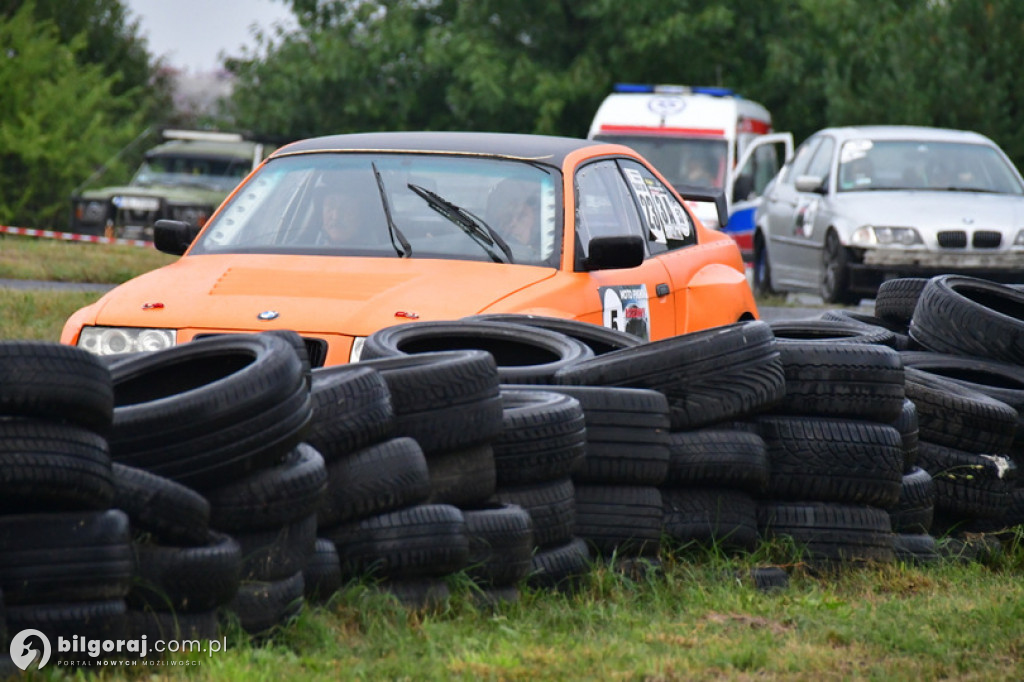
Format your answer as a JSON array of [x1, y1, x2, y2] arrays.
[[901, 276, 1021, 557], [315, 352, 499, 607], [757, 320, 910, 568], [0, 342, 131, 664], [552, 321, 786, 558], [106, 332, 313, 636]]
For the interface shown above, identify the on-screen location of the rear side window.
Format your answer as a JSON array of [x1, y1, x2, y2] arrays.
[[618, 159, 697, 252]]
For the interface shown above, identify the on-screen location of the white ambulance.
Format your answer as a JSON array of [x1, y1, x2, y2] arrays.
[[588, 84, 793, 259]]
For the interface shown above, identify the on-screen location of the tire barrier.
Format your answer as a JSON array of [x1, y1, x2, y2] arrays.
[[6, 275, 1024, 660]]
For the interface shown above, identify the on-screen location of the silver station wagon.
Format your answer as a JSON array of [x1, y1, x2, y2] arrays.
[[752, 125, 1024, 303]]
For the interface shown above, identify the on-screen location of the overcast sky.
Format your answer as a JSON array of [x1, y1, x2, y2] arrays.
[[124, 0, 297, 72]]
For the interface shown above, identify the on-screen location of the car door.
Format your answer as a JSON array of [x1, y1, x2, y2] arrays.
[[573, 159, 677, 342], [726, 132, 795, 255], [788, 135, 836, 286], [614, 158, 713, 335], [761, 135, 822, 289]]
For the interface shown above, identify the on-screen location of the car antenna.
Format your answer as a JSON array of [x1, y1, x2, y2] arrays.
[[371, 162, 412, 258]]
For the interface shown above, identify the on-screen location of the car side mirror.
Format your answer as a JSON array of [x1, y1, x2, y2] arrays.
[[583, 235, 645, 271], [153, 219, 201, 255], [673, 185, 728, 228], [794, 174, 826, 194]]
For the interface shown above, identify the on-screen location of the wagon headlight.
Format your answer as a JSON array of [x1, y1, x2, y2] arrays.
[[851, 226, 923, 246], [73, 200, 108, 224], [77, 327, 177, 356], [1014, 229, 1024, 246]]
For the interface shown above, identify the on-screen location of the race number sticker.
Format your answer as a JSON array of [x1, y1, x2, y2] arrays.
[[601, 285, 651, 341], [624, 169, 692, 243]]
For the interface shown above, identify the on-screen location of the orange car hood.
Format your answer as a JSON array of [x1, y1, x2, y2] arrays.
[[89, 254, 557, 336]]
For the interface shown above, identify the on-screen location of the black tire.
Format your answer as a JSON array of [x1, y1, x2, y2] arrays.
[[752, 232, 776, 297], [904, 367, 1017, 455], [757, 416, 904, 508], [361, 320, 594, 385], [875, 278, 930, 326], [554, 320, 786, 430], [527, 536, 592, 592], [573, 485, 662, 558], [774, 341, 905, 421], [307, 364, 395, 462], [0, 510, 133, 605], [233, 513, 318, 581], [917, 442, 1017, 519], [0, 418, 114, 512], [6, 600, 127, 650], [424, 444, 497, 507], [661, 487, 759, 552], [910, 275, 1024, 365], [757, 501, 895, 565], [128, 532, 241, 612], [260, 329, 312, 386], [665, 428, 769, 495], [493, 388, 586, 486], [888, 466, 935, 534], [357, 350, 503, 455], [318, 437, 431, 528], [227, 571, 304, 636], [821, 230, 861, 305], [494, 477, 576, 549], [890, 398, 920, 472], [326, 504, 469, 579], [541, 385, 670, 486], [893, 533, 940, 565], [818, 310, 912, 350], [769, 318, 896, 348], [462, 503, 535, 587], [112, 462, 211, 547], [900, 350, 1024, 449], [464, 314, 643, 355], [109, 334, 311, 489], [303, 538, 342, 603], [0, 340, 114, 433], [206, 443, 328, 532]]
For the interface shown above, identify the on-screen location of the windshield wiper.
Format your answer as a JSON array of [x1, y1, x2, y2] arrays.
[[372, 162, 412, 258], [407, 183, 514, 264]]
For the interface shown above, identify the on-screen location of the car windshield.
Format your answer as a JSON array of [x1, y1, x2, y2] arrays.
[[191, 153, 561, 266], [132, 154, 252, 192], [837, 139, 1024, 194], [593, 135, 728, 190]]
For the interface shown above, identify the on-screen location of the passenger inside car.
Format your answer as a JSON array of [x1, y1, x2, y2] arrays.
[[840, 155, 874, 190]]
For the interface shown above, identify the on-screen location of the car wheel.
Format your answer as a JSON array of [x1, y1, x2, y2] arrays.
[[820, 231, 860, 305], [752, 233, 775, 296]]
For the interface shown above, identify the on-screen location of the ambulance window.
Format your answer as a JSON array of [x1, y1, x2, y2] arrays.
[[618, 159, 696, 252], [574, 160, 646, 262]]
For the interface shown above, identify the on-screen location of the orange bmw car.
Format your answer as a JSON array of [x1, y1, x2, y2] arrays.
[[61, 132, 758, 366]]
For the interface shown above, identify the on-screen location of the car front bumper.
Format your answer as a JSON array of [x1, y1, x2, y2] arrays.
[[847, 248, 1024, 293]]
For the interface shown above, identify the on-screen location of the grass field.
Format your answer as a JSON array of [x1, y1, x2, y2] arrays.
[[4, 236, 1024, 681]]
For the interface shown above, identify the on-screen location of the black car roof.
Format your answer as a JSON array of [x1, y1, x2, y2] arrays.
[[272, 131, 606, 167]]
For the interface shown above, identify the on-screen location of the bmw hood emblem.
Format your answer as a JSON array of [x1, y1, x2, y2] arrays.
[[257, 311, 280, 321]]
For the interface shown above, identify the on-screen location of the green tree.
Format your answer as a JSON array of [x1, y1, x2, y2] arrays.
[[0, 4, 144, 228]]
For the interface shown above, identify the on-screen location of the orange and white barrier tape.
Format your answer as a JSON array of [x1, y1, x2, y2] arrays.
[[0, 224, 153, 247]]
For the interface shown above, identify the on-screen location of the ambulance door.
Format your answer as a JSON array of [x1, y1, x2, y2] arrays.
[[725, 133, 794, 258]]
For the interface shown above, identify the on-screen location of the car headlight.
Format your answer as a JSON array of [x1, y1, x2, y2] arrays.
[[349, 337, 365, 362], [77, 327, 177, 356], [1015, 229, 1024, 246], [74, 200, 108, 224], [851, 226, 923, 247]]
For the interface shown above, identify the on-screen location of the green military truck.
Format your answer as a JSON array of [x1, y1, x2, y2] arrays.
[[69, 129, 272, 239]]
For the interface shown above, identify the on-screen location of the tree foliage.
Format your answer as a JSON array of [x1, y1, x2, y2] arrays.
[[222, 0, 1024, 170], [0, 4, 145, 228]]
